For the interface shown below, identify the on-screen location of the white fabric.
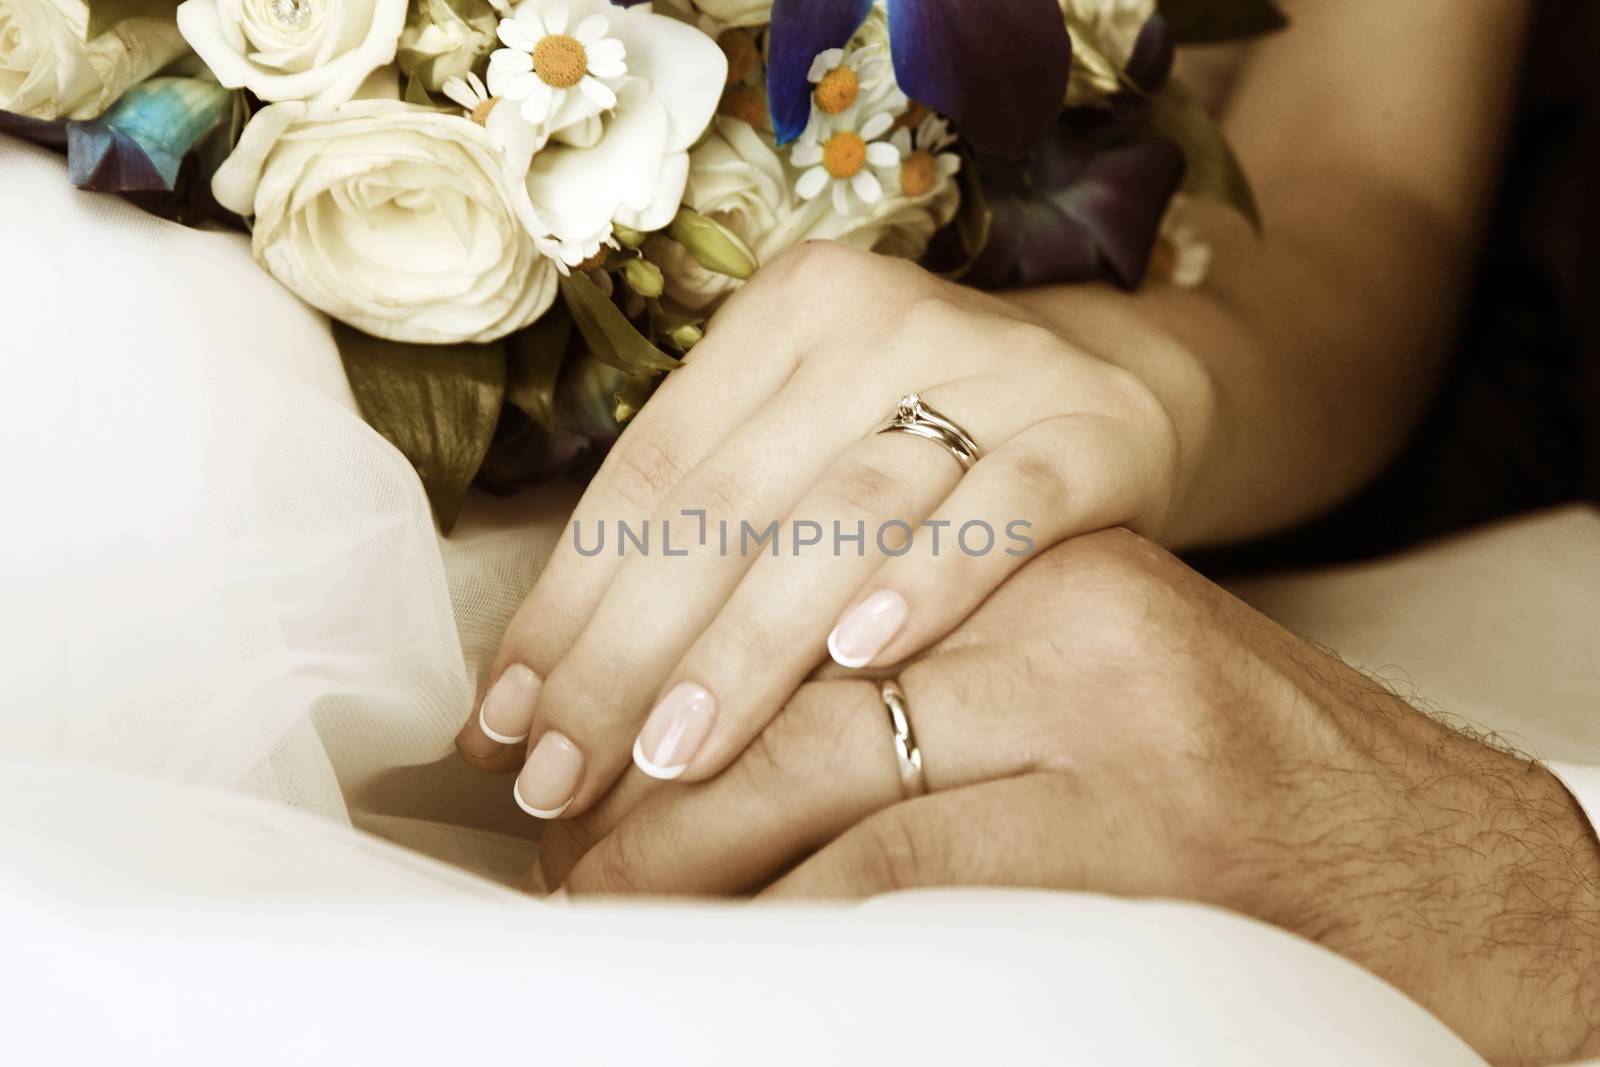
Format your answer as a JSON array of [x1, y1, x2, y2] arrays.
[[1, 135, 1595, 1064]]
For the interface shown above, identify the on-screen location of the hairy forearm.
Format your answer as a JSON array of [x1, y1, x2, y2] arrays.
[[1295, 697, 1600, 1065]]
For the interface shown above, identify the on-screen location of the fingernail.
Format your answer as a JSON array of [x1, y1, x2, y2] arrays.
[[827, 590, 908, 668], [546, 887, 569, 904], [479, 664, 542, 745], [634, 682, 717, 781], [514, 730, 584, 819]]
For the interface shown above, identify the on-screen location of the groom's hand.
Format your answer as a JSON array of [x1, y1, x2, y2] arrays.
[[543, 530, 1600, 1066]]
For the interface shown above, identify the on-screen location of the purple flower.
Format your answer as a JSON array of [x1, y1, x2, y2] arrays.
[[766, 0, 1072, 158]]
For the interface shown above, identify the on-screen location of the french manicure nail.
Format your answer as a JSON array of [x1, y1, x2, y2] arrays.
[[827, 590, 909, 668], [479, 664, 542, 744], [634, 682, 717, 780], [514, 731, 584, 819]]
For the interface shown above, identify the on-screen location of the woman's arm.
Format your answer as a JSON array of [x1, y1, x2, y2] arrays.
[[1011, 0, 1533, 547]]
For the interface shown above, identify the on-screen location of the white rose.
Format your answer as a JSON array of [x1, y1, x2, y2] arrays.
[[490, 0, 726, 253], [656, 112, 958, 310], [687, 0, 771, 29], [398, 0, 496, 93], [1060, 0, 1156, 105], [212, 99, 559, 344], [651, 114, 822, 309], [0, 0, 187, 120], [176, 0, 406, 103]]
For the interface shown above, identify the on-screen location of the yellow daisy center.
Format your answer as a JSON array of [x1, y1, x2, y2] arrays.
[[814, 67, 859, 115], [470, 97, 499, 126], [900, 150, 937, 196], [534, 34, 588, 88], [822, 131, 867, 179]]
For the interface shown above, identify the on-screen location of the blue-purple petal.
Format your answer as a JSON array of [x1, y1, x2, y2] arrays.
[[887, 0, 1070, 159], [1048, 137, 1185, 287], [67, 77, 235, 193], [767, 0, 873, 144]]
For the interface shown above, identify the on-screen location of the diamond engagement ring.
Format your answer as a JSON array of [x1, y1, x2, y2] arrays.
[[875, 393, 983, 472]]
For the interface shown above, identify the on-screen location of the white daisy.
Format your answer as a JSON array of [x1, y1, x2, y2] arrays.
[[805, 44, 893, 119], [488, 0, 628, 126], [441, 71, 498, 126], [440, 70, 540, 162], [888, 112, 962, 199], [791, 106, 901, 215]]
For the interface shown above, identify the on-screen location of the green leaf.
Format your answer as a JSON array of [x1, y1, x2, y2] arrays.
[[560, 272, 682, 375], [1138, 80, 1261, 231], [86, 0, 180, 38], [403, 74, 438, 107], [332, 323, 507, 533], [505, 308, 573, 432], [1157, 0, 1286, 44], [668, 207, 759, 279]]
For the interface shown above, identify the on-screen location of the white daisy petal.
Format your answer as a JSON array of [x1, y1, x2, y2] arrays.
[[498, 17, 536, 51], [574, 13, 608, 44], [519, 79, 557, 120], [589, 59, 627, 78], [860, 111, 893, 140], [546, 2, 569, 35], [579, 75, 617, 109], [832, 181, 851, 214], [790, 141, 823, 166], [890, 128, 911, 154], [441, 77, 474, 109], [852, 170, 883, 204], [587, 39, 625, 63], [795, 166, 829, 200], [467, 71, 487, 98], [490, 48, 533, 74], [865, 141, 899, 167], [807, 54, 830, 82], [494, 68, 538, 100], [936, 153, 962, 177]]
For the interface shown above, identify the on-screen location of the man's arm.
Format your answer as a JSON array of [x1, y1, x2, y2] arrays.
[[1010, 0, 1534, 547]]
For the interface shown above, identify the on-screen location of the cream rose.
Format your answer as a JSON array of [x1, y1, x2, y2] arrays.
[[656, 112, 957, 310], [0, 0, 187, 121], [1061, 0, 1156, 105], [685, 0, 771, 29], [212, 100, 559, 344], [397, 0, 496, 94], [176, 0, 406, 103]]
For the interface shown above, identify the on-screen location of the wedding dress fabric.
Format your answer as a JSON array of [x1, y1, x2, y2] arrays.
[[1, 137, 1595, 1065]]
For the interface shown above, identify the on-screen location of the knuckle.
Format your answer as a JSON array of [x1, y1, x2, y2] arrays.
[[775, 240, 869, 288], [687, 464, 759, 525], [990, 448, 1071, 509], [820, 458, 917, 523], [604, 433, 686, 515]]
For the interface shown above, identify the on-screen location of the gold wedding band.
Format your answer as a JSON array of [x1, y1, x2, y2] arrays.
[[879, 678, 927, 798]]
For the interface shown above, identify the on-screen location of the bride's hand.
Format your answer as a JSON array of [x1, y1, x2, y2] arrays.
[[456, 241, 1185, 819]]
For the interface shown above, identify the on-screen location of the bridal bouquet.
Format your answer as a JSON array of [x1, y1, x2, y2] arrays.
[[1, 0, 1283, 527]]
